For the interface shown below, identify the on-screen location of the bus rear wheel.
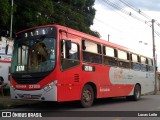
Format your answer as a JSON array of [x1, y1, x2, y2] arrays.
[[133, 84, 141, 101], [80, 84, 94, 108], [127, 84, 141, 101]]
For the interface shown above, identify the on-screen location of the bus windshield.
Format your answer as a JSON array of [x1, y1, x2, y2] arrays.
[[11, 27, 57, 73]]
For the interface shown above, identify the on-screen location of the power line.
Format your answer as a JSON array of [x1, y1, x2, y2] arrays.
[[94, 18, 122, 33], [118, 0, 160, 32], [97, 0, 128, 20], [118, 0, 152, 20], [99, 0, 160, 37], [101, 0, 146, 23]]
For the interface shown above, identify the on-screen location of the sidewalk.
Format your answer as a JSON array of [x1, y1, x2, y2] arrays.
[[0, 91, 160, 110]]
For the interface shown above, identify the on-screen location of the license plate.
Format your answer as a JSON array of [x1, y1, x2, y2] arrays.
[[23, 94, 31, 99]]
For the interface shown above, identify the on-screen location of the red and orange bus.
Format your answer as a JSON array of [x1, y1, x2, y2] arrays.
[[10, 24, 154, 107]]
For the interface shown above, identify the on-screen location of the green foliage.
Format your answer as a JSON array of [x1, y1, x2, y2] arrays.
[[1, 0, 100, 37], [14, 0, 54, 31], [0, 0, 10, 28]]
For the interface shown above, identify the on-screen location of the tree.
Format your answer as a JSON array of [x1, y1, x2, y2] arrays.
[[52, 0, 99, 37], [1, 0, 100, 37], [0, 0, 10, 29], [14, 0, 54, 32]]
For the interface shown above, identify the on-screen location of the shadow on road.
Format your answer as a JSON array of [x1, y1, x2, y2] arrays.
[[13, 96, 149, 111]]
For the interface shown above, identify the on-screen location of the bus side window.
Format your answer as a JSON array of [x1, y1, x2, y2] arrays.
[[131, 54, 141, 71], [82, 40, 102, 64], [103, 46, 117, 66], [148, 58, 154, 71], [61, 40, 80, 70], [140, 56, 148, 71], [117, 50, 130, 68]]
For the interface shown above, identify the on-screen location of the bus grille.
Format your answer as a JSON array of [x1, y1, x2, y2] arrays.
[[13, 77, 43, 84]]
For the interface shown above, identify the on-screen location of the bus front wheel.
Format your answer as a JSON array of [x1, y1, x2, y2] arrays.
[[80, 84, 94, 108]]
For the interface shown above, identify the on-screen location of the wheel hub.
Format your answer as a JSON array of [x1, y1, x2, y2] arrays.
[[83, 90, 91, 102]]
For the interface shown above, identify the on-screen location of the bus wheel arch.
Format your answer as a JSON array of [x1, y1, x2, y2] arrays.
[[127, 83, 141, 101], [80, 82, 97, 108]]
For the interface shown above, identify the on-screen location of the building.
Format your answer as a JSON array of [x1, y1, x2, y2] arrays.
[[0, 37, 13, 88]]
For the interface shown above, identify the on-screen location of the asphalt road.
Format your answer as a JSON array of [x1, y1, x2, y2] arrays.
[[1, 94, 160, 120]]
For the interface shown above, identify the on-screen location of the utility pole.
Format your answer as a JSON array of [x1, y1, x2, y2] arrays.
[[152, 19, 157, 94], [108, 34, 110, 42], [10, 0, 14, 38]]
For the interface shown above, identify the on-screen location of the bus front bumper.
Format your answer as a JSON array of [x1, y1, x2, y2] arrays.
[[10, 85, 57, 101]]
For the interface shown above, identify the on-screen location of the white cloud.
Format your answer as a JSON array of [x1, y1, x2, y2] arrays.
[[91, 0, 160, 69], [129, 0, 160, 11]]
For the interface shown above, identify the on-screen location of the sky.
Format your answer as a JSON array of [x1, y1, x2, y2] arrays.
[[91, 0, 160, 69]]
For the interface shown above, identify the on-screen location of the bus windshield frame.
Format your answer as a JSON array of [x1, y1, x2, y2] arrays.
[[11, 26, 57, 75]]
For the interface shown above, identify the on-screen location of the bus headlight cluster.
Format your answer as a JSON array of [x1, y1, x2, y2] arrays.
[[43, 80, 57, 92], [10, 85, 16, 91]]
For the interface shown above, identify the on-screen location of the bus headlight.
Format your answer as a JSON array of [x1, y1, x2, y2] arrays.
[[10, 85, 16, 91], [43, 80, 57, 92]]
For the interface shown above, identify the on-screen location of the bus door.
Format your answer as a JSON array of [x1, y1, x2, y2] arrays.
[[59, 33, 82, 101]]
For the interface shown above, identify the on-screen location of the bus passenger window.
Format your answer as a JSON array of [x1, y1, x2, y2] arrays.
[[140, 56, 148, 71], [118, 61, 130, 68], [131, 54, 141, 71], [104, 56, 117, 66], [82, 40, 102, 64], [103, 46, 117, 66], [61, 40, 80, 70], [148, 58, 154, 71], [83, 51, 102, 64], [141, 64, 148, 71], [131, 62, 141, 71], [117, 50, 130, 68]]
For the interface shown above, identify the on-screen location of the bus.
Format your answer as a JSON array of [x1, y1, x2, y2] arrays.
[[10, 24, 154, 107]]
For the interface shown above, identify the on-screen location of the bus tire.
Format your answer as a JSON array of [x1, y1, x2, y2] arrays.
[[133, 84, 141, 101], [80, 84, 94, 108], [127, 84, 141, 101]]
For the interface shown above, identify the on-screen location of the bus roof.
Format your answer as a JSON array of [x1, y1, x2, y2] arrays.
[[16, 24, 151, 58], [55, 25, 136, 54]]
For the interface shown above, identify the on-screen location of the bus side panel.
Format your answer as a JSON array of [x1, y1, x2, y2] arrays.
[[80, 60, 135, 99], [82, 65, 134, 98], [109, 67, 154, 96], [81, 64, 112, 98], [57, 67, 82, 102]]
